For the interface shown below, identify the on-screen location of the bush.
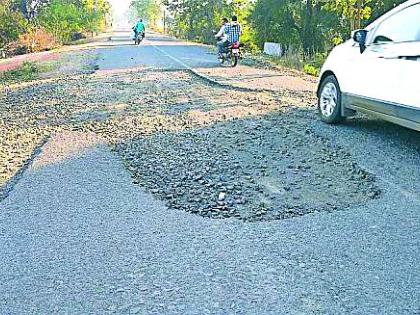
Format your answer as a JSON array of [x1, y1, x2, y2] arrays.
[[0, 61, 39, 84], [1, 0, 109, 57], [38, 0, 108, 43], [310, 52, 328, 70], [303, 64, 319, 76], [71, 32, 87, 41], [277, 47, 303, 70], [19, 26, 59, 53], [302, 52, 327, 76], [3, 41, 27, 57], [0, 1, 25, 50], [38, 0, 83, 43]]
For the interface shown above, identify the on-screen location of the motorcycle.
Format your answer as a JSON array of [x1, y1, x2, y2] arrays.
[[216, 37, 241, 67], [133, 31, 145, 45]]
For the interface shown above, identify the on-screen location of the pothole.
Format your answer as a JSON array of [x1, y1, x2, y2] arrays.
[[118, 115, 380, 221]]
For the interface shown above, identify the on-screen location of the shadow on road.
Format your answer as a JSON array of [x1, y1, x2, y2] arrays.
[[343, 117, 420, 142]]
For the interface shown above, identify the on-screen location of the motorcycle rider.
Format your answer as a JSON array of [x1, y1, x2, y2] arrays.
[[215, 17, 229, 57], [133, 19, 146, 41], [216, 15, 242, 57]]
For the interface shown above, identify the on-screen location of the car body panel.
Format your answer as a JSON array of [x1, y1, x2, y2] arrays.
[[317, 0, 420, 131], [345, 94, 420, 131]]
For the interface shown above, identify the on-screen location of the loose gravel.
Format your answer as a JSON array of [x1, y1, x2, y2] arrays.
[[0, 69, 379, 220], [118, 116, 379, 221], [0, 69, 290, 192]]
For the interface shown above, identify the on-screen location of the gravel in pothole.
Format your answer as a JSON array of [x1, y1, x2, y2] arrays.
[[117, 115, 380, 221]]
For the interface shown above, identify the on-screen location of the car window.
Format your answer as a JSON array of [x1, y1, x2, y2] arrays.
[[373, 4, 420, 44]]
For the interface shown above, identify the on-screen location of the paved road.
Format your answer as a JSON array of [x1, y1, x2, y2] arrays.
[[95, 31, 217, 70], [0, 32, 419, 314]]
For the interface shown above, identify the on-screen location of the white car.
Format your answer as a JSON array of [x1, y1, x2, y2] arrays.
[[317, 0, 420, 131]]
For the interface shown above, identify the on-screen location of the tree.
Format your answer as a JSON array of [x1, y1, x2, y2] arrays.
[[0, 0, 25, 49], [38, 0, 81, 42], [130, 0, 161, 28], [37, 0, 109, 42], [10, 0, 51, 19], [251, 0, 338, 56], [160, 0, 254, 44]]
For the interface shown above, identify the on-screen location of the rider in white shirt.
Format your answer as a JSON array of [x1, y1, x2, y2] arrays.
[[215, 17, 229, 57]]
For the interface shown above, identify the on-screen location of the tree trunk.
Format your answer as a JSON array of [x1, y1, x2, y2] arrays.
[[302, 0, 315, 57], [188, 15, 193, 40], [355, 0, 362, 29], [20, 0, 28, 19]]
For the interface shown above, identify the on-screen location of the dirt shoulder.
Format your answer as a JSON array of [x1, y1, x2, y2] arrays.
[[194, 64, 317, 93], [149, 31, 318, 93], [0, 50, 97, 88], [0, 32, 111, 74]]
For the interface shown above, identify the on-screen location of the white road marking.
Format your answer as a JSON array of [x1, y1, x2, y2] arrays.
[[150, 43, 193, 69], [149, 42, 220, 84]]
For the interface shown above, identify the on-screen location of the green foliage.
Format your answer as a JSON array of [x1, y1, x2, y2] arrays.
[[251, 0, 342, 56], [130, 0, 161, 28], [0, 0, 26, 49], [38, 0, 109, 43], [160, 0, 255, 45], [80, 0, 111, 33], [303, 64, 319, 76], [0, 61, 39, 84], [38, 1, 80, 42], [250, 0, 406, 70], [0, 0, 110, 51]]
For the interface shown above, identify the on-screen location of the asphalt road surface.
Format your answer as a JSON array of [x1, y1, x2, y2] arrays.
[[0, 31, 419, 315], [96, 31, 217, 70]]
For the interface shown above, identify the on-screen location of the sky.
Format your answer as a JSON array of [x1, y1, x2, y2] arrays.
[[108, 0, 132, 25]]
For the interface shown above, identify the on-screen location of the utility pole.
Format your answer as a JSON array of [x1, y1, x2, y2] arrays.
[[163, 9, 166, 34]]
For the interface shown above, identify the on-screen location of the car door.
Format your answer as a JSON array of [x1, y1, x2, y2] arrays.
[[347, 3, 420, 124]]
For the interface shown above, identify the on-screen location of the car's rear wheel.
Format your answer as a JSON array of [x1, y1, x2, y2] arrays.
[[318, 75, 345, 124]]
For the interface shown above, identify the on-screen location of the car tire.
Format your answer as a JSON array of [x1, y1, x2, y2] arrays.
[[318, 75, 345, 124]]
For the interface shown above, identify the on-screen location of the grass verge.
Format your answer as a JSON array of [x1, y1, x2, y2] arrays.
[[0, 61, 55, 85], [242, 50, 327, 77]]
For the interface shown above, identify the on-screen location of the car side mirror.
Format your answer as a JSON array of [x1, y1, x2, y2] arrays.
[[352, 29, 368, 53]]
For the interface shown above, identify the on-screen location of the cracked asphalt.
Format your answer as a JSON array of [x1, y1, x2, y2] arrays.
[[0, 31, 419, 314]]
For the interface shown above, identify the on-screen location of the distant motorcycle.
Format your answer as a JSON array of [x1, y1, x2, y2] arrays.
[[216, 37, 241, 67], [133, 31, 145, 45]]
